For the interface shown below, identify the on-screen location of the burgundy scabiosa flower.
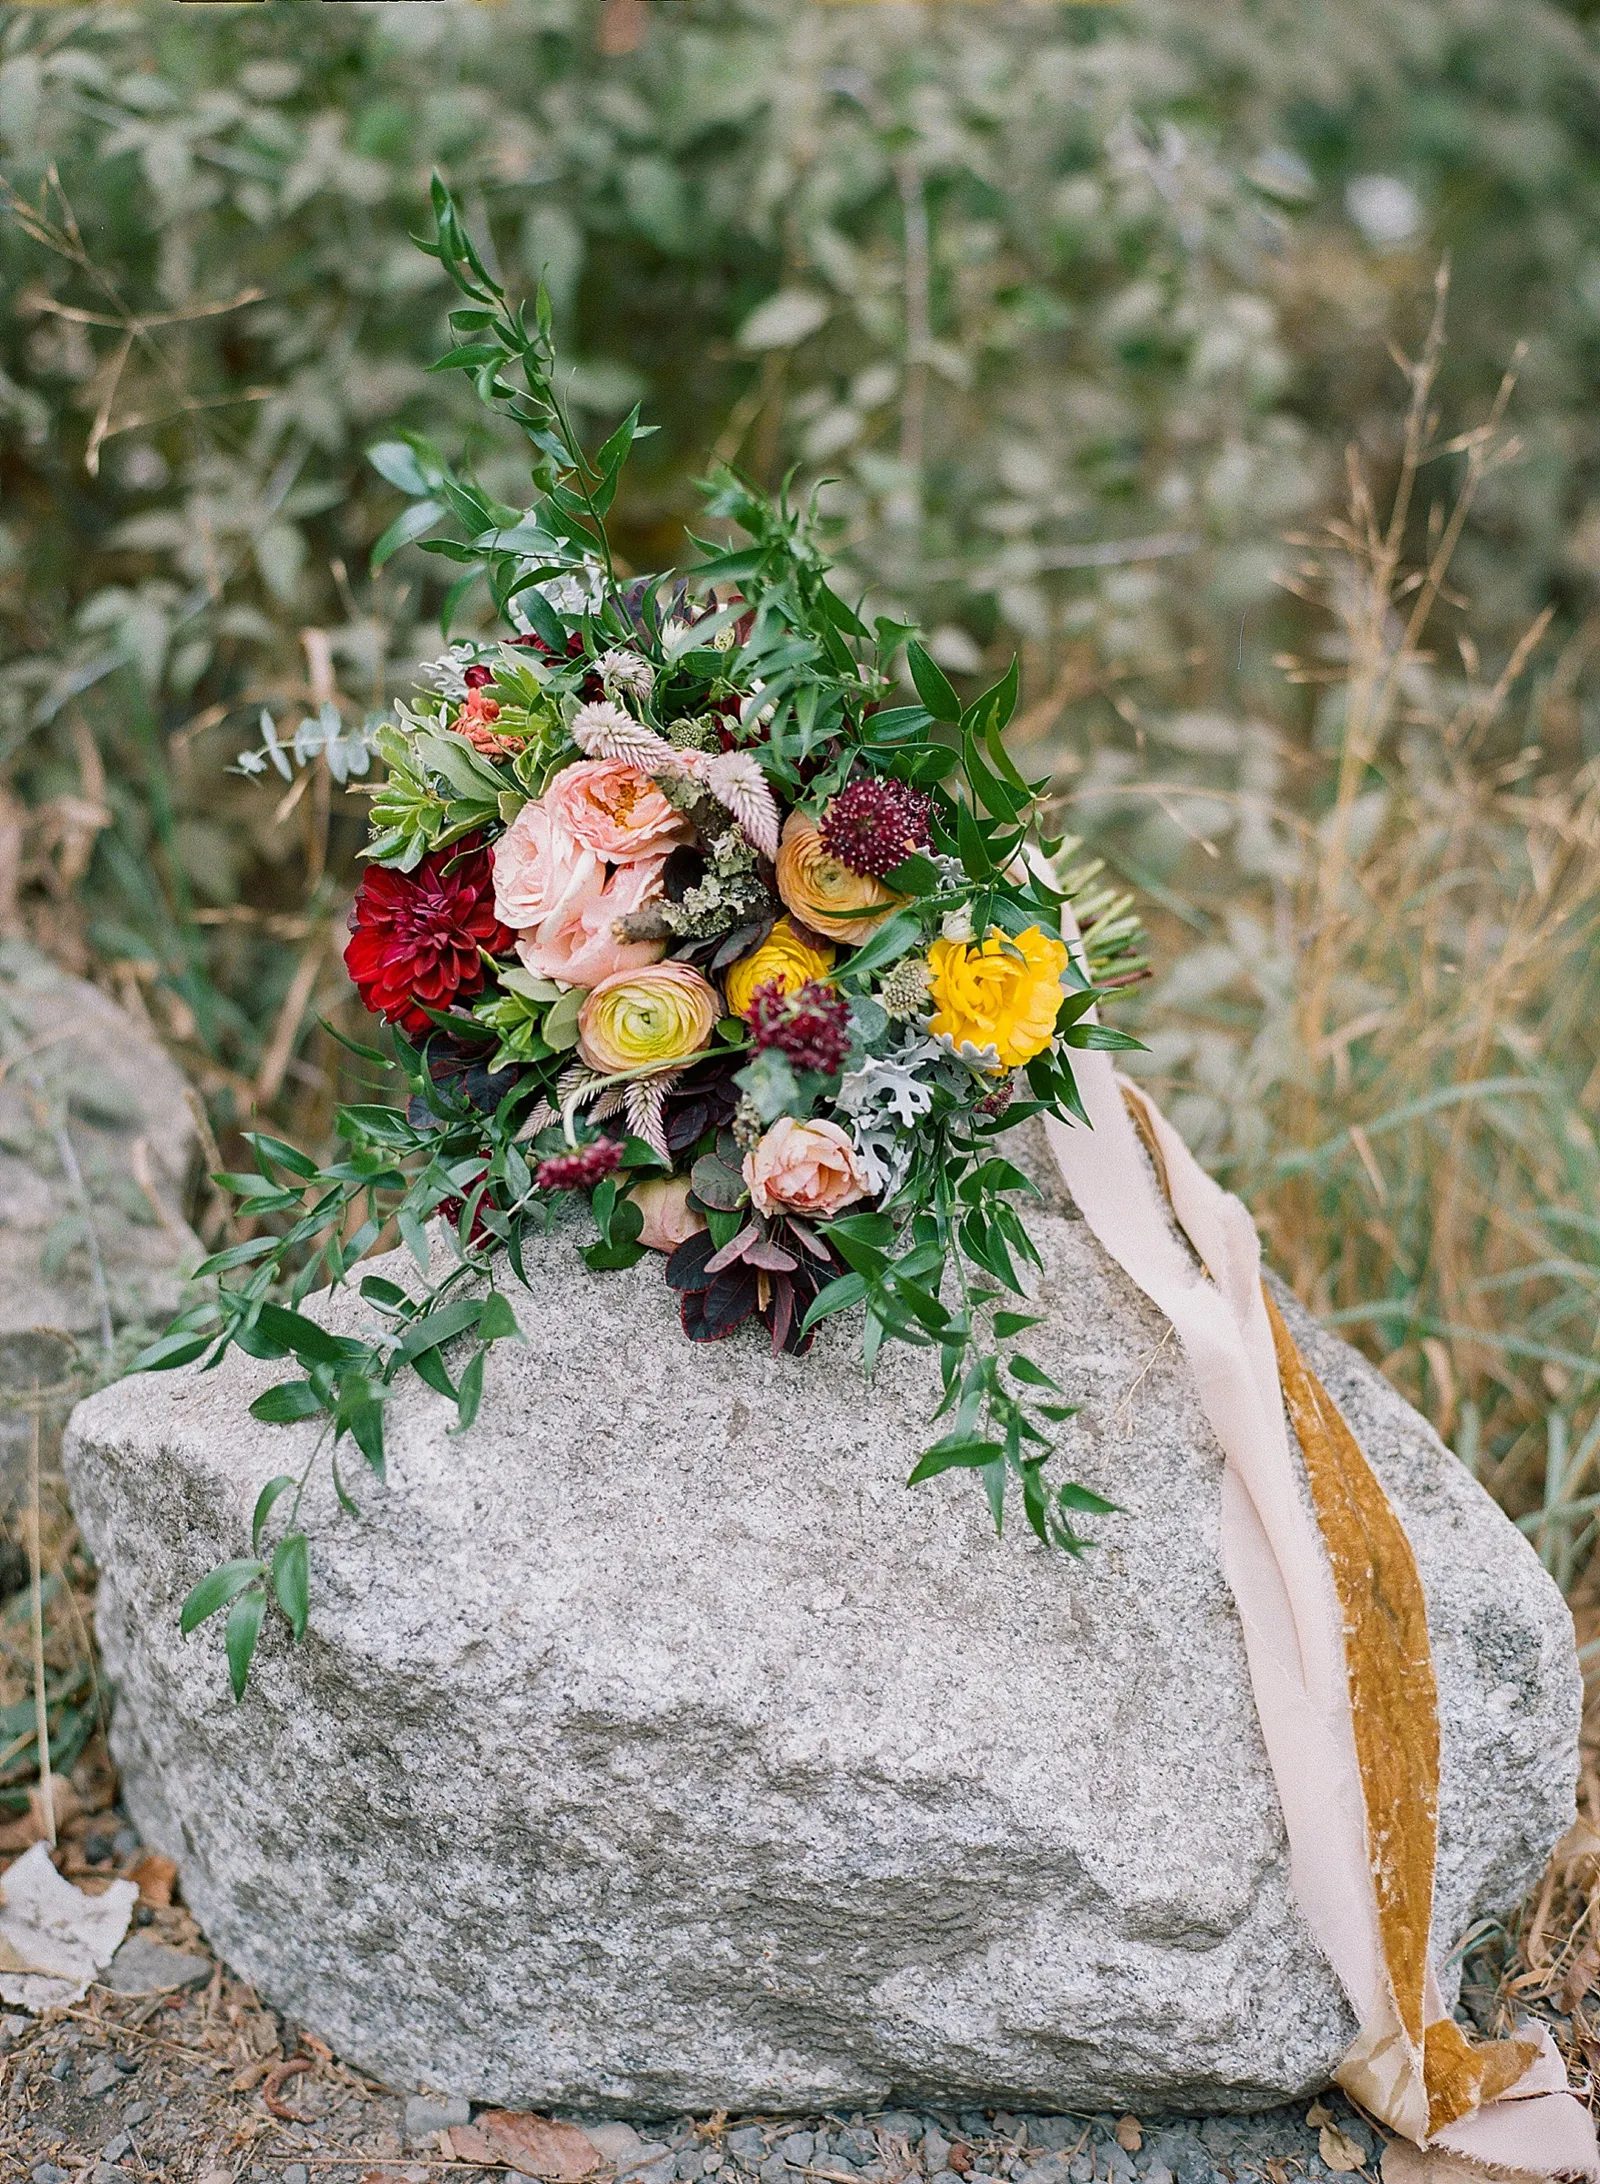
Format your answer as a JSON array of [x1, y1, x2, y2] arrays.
[[743, 978, 852, 1076], [818, 776, 932, 880], [535, 1138, 623, 1192], [344, 837, 512, 1035]]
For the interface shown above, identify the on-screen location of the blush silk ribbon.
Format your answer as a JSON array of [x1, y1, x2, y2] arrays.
[[1041, 1053, 1599, 2182]]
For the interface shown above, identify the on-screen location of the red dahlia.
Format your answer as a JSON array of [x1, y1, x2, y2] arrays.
[[344, 837, 512, 1036], [818, 777, 933, 879]]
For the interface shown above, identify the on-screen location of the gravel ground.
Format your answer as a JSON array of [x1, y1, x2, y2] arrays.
[[0, 1819, 1387, 2184]]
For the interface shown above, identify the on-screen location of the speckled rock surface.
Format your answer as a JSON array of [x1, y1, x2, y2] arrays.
[[62, 1126, 1578, 2116], [0, 938, 199, 1517]]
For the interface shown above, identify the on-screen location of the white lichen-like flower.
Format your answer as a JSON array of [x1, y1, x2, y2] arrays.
[[932, 1029, 1005, 1077], [415, 644, 481, 703], [596, 648, 655, 701], [701, 749, 780, 860], [940, 903, 976, 945], [569, 700, 678, 770]]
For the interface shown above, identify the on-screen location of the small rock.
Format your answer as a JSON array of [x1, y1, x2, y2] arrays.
[[1028, 2125, 1076, 2153], [760, 2158, 789, 2184], [50, 2053, 74, 2082], [122, 2101, 151, 2126], [992, 2117, 1021, 2141], [637, 2160, 677, 2184], [1143, 2171, 1174, 2184], [283, 2166, 310, 2184], [704, 2157, 724, 2175], [113, 2053, 140, 2075], [405, 2092, 472, 2146], [0, 2012, 28, 2052], [780, 2136, 815, 2169], [1172, 2153, 1214, 2184], [1018, 2160, 1069, 2184], [83, 2059, 124, 2097], [875, 2116, 921, 2144], [923, 2133, 952, 2175], [586, 2123, 648, 2164], [100, 2134, 132, 2164], [959, 2117, 990, 2141], [32, 2168, 69, 2184], [678, 2155, 706, 2181], [100, 1935, 212, 1995], [727, 2132, 767, 2161]]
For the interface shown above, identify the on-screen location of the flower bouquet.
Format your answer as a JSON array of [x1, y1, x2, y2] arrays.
[[146, 187, 1146, 1696]]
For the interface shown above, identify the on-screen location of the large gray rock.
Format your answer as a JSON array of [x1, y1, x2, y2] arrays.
[[0, 939, 200, 1518], [62, 1132, 1578, 2115]]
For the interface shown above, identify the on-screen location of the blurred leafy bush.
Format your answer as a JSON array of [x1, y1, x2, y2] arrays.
[[5, 0, 1600, 1576]]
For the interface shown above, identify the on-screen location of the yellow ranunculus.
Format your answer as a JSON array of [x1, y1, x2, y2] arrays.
[[723, 917, 836, 1017], [577, 962, 720, 1074], [774, 811, 901, 945], [926, 924, 1070, 1072]]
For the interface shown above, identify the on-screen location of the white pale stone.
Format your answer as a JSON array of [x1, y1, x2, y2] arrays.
[[63, 1133, 1579, 2114]]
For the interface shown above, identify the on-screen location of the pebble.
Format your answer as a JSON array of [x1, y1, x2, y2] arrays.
[[100, 1935, 212, 1995], [82, 2059, 124, 2098], [922, 2131, 951, 2173], [100, 2133, 132, 2164], [0, 2012, 28, 2053], [679, 2155, 707, 2180], [32, 2168, 69, 2184], [283, 2166, 310, 2184], [876, 2115, 922, 2142], [588, 2124, 649, 2164], [760, 2158, 789, 2184], [122, 2101, 152, 2127], [780, 2134, 815, 2168], [728, 2130, 767, 2159], [404, 2092, 471, 2145]]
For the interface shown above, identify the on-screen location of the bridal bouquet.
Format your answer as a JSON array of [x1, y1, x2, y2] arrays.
[[145, 187, 1146, 1696]]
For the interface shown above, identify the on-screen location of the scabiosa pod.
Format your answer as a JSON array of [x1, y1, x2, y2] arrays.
[[743, 978, 852, 1077], [535, 1138, 624, 1192], [818, 776, 933, 879]]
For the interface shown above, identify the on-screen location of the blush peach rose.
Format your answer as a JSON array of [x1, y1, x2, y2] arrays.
[[513, 854, 667, 989], [631, 1175, 707, 1254], [492, 798, 596, 934], [743, 1116, 870, 1219], [543, 757, 692, 864]]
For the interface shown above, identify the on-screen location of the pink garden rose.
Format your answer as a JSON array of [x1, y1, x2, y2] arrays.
[[543, 758, 692, 864], [491, 799, 597, 934], [743, 1116, 870, 1220], [513, 853, 667, 989], [631, 1176, 707, 1254]]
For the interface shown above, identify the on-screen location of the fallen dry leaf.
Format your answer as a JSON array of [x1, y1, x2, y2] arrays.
[[479, 2110, 602, 2180], [1318, 2120, 1367, 2174], [130, 1851, 178, 1908], [1305, 2100, 1335, 2128], [262, 2054, 312, 2120], [445, 2124, 499, 2162], [0, 1778, 80, 1854], [230, 2057, 275, 2093], [1114, 2117, 1142, 2153]]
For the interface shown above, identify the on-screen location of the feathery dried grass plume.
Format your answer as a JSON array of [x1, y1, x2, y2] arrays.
[[569, 701, 677, 772], [700, 750, 780, 859]]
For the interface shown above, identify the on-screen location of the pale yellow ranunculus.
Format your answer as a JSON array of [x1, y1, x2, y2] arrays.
[[577, 962, 720, 1074], [723, 917, 836, 1018], [926, 924, 1070, 1072]]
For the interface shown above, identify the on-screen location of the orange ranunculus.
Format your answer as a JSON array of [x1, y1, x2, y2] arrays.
[[774, 811, 901, 945]]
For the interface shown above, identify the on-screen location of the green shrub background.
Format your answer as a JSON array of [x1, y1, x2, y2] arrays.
[[6, 0, 1600, 1609]]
